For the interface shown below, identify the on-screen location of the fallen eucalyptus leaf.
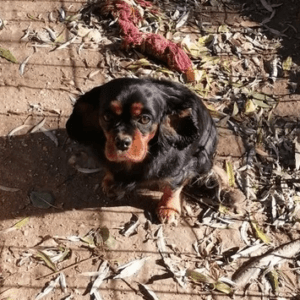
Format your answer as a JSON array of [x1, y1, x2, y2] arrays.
[[59, 272, 67, 293], [1, 217, 29, 233], [19, 54, 33, 76], [186, 269, 212, 283], [294, 137, 300, 170], [211, 281, 232, 294], [8, 124, 31, 137], [266, 269, 279, 293], [113, 257, 149, 279], [226, 161, 235, 187], [251, 221, 271, 244], [0, 184, 20, 192], [90, 261, 109, 295], [138, 283, 159, 300], [0, 47, 18, 63], [35, 250, 57, 271], [30, 191, 55, 209], [282, 56, 292, 71], [259, 0, 273, 12], [35, 275, 60, 300], [30, 118, 46, 133], [245, 99, 257, 114], [120, 213, 140, 237], [233, 239, 300, 289], [98, 226, 117, 249], [76, 167, 102, 174], [175, 11, 190, 29]]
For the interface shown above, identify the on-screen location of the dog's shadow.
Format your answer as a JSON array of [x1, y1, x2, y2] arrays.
[[0, 128, 164, 222], [1, 127, 222, 223]]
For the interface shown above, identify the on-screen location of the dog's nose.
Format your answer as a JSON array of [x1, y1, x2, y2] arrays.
[[115, 136, 132, 151]]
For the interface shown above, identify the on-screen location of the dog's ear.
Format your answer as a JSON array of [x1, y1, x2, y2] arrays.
[[66, 87, 104, 144], [160, 107, 199, 149], [155, 80, 200, 149]]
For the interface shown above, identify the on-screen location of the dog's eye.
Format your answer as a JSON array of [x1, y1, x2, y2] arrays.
[[103, 113, 113, 122], [138, 115, 151, 125]]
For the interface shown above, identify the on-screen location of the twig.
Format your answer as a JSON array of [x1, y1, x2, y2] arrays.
[[35, 255, 102, 280]]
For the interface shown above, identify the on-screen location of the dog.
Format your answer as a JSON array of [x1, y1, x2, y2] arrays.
[[66, 78, 217, 225]]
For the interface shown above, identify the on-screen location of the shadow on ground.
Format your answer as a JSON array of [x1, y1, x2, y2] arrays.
[[0, 129, 158, 222]]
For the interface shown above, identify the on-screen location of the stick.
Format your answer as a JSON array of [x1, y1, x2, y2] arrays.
[[35, 255, 102, 280]]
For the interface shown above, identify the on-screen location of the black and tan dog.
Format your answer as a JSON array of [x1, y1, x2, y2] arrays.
[[66, 78, 217, 225]]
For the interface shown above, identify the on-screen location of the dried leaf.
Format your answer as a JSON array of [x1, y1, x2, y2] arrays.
[[92, 290, 103, 300], [226, 161, 235, 187], [252, 99, 270, 108], [76, 167, 102, 174], [90, 261, 109, 295], [8, 124, 31, 137], [0, 47, 18, 63], [162, 256, 186, 288], [156, 226, 166, 254], [59, 272, 67, 293], [35, 275, 60, 300], [30, 118, 46, 133], [259, 0, 273, 12], [120, 214, 140, 237], [0, 185, 20, 192], [44, 27, 56, 41], [13, 217, 30, 229], [186, 269, 211, 283], [269, 57, 279, 82], [252, 92, 275, 103], [81, 230, 96, 247], [212, 281, 232, 294], [245, 99, 257, 114], [39, 127, 59, 146], [294, 138, 300, 170], [218, 24, 229, 33], [47, 247, 70, 263], [113, 257, 149, 279], [2, 217, 29, 233], [88, 69, 101, 80], [240, 221, 250, 245], [98, 226, 117, 249], [35, 250, 57, 271], [54, 29, 66, 43], [138, 283, 159, 300], [266, 269, 279, 293], [30, 191, 55, 209], [251, 221, 271, 244], [19, 54, 33, 76], [55, 36, 76, 50], [282, 56, 293, 71], [175, 11, 189, 29], [233, 239, 300, 289], [198, 35, 214, 45], [126, 58, 152, 70], [232, 102, 239, 116]]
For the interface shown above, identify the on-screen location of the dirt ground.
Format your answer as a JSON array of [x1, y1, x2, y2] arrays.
[[1, 0, 300, 299]]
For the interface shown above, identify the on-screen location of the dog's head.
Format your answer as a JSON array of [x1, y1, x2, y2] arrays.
[[66, 78, 202, 164], [98, 79, 164, 163]]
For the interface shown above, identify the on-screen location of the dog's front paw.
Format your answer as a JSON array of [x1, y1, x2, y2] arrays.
[[156, 206, 180, 226], [101, 172, 126, 199], [102, 172, 116, 197], [156, 186, 182, 226]]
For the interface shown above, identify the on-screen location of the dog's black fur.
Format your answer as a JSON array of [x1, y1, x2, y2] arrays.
[[66, 78, 217, 192]]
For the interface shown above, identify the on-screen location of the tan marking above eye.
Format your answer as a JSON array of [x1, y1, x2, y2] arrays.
[[110, 100, 123, 115], [131, 102, 143, 117]]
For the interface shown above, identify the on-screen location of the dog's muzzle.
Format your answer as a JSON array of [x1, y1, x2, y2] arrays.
[[115, 134, 132, 151]]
